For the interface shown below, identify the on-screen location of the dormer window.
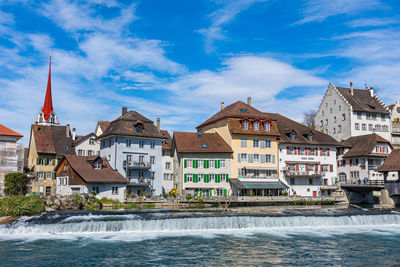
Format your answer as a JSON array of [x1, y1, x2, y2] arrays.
[[202, 144, 207, 148], [290, 132, 296, 140], [264, 122, 270, 131], [242, 121, 249, 130], [94, 162, 102, 170], [240, 109, 249, 113], [64, 146, 68, 150], [254, 122, 259, 131], [307, 133, 313, 141], [136, 125, 141, 132]]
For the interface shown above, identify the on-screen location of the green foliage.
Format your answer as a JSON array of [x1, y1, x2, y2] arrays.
[[101, 197, 114, 204], [123, 202, 136, 209], [282, 192, 288, 196], [169, 189, 178, 197], [72, 194, 84, 210], [0, 196, 44, 216], [293, 199, 335, 205], [4, 173, 29, 196], [143, 203, 155, 209], [185, 194, 193, 201]]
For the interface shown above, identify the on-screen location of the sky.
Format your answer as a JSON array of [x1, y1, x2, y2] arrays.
[[1, 0, 400, 145]]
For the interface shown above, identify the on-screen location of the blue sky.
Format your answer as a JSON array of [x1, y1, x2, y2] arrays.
[[1, 0, 400, 145]]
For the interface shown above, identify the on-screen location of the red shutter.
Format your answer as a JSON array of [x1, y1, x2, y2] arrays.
[[287, 146, 290, 154], [296, 164, 299, 171], [350, 160, 352, 166], [316, 148, 318, 156], [337, 161, 339, 167], [320, 165, 323, 171], [305, 164, 309, 171], [327, 148, 330, 156], [343, 160, 346, 167], [356, 159, 359, 166], [330, 165, 333, 172], [298, 147, 301, 155], [315, 165, 318, 172], [320, 148, 323, 155]]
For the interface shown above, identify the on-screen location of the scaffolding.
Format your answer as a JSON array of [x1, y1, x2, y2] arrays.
[[0, 142, 24, 182]]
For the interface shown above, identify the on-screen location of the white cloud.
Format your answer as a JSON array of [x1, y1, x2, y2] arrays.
[[295, 0, 385, 25], [347, 17, 398, 28], [198, 0, 269, 52]]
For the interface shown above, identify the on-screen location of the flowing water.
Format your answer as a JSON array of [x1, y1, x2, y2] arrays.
[[1, 208, 400, 266]]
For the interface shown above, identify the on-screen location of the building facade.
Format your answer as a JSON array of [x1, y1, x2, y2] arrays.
[[172, 132, 232, 197], [265, 113, 340, 196], [337, 134, 392, 183], [55, 155, 128, 202], [0, 124, 24, 196], [98, 108, 165, 195], [197, 99, 287, 196], [73, 131, 100, 156], [160, 129, 174, 194], [316, 82, 391, 142], [388, 101, 400, 147]]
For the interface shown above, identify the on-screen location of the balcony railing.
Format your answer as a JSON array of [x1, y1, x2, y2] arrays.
[[285, 170, 325, 177], [123, 161, 152, 169], [240, 175, 279, 179]]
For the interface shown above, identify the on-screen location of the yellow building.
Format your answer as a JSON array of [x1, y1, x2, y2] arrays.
[[197, 98, 287, 196]]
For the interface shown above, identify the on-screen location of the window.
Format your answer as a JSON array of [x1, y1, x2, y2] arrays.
[[108, 140, 112, 147], [92, 186, 99, 194], [334, 100, 336, 105], [333, 128, 336, 134], [242, 121, 248, 130], [372, 114, 377, 121], [309, 178, 313, 185], [240, 153, 247, 162], [112, 187, 119, 195], [383, 125, 389, 132], [139, 140, 144, 148], [166, 162, 171, 170], [150, 156, 155, 164], [290, 132, 295, 140], [338, 125, 342, 133], [241, 139, 247, 148], [266, 140, 271, 148], [198, 174, 203, 182], [139, 155, 144, 163], [300, 147, 305, 155], [64, 146, 68, 150], [209, 160, 214, 168], [367, 113, 372, 120], [330, 108, 332, 114], [37, 172, 44, 179], [326, 119, 328, 125], [254, 122, 259, 131], [220, 160, 226, 168], [150, 142, 155, 149], [350, 171, 360, 179], [362, 124, 366, 131], [266, 154, 272, 163], [290, 178, 295, 185], [78, 150, 84, 156], [253, 139, 259, 148], [89, 138, 95, 145], [375, 125, 381, 131], [334, 116, 337, 123], [138, 171, 144, 180], [240, 109, 249, 113], [94, 162, 101, 170], [342, 114, 346, 121], [289, 147, 294, 154], [264, 122, 271, 131], [198, 160, 203, 168], [357, 112, 362, 119], [253, 154, 259, 163], [369, 124, 373, 131], [322, 164, 329, 172], [216, 189, 223, 196], [126, 139, 131, 147], [322, 148, 327, 156], [88, 150, 93, 156], [339, 105, 341, 111], [339, 173, 346, 182], [355, 123, 360, 130], [210, 174, 215, 182], [187, 174, 193, 182], [381, 114, 386, 121], [164, 174, 169, 180], [320, 120, 323, 127], [136, 126, 141, 132], [322, 111, 324, 116], [310, 148, 315, 155]]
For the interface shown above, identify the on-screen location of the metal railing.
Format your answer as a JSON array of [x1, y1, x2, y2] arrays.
[[339, 180, 384, 186]]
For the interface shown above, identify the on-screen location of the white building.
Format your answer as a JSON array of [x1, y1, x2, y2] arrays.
[[172, 132, 233, 197], [266, 113, 340, 197], [98, 107, 165, 196], [160, 129, 174, 194], [388, 101, 400, 147], [0, 124, 24, 196], [55, 155, 127, 202], [337, 134, 392, 183], [316, 82, 391, 142], [73, 131, 100, 157]]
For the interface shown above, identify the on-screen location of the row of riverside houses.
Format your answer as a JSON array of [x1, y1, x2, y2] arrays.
[[20, 58, 400, 200]]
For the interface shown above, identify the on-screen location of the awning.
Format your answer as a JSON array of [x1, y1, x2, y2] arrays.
[[230, 178, 288, 189], [244, 166, 277, 170]]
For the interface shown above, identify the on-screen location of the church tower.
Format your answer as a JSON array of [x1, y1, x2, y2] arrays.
[[37, 57, 59, 125]]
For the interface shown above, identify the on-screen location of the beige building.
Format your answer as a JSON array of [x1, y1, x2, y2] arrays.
[[197, 98, 286, 196]]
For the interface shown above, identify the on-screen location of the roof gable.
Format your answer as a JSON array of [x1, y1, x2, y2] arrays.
[[336, 87, 389, 114], [0, 124, 23, 139], [31, 124, 75, 155], [173, 132, 233, 154], [342, 134, 390, 158]]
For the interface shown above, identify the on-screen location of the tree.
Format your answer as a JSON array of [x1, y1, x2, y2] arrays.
[[4, 173, 29, 196], [303, 110, 317, 128]]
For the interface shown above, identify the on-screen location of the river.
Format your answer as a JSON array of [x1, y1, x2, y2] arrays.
[[1, 207, 400, 266]]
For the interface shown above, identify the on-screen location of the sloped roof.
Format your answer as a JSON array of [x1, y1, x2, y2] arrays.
[[98, 121, 110, 132], [0, 124, 23, 139], [63, 155, 128, 184], [97, 110, 165, 140], [160, 130, 172, 150], [31, 124, 75, 155], [377, 149, 400, 172], [341, 134, 390, 158], [336, 87, 389, 114], [227, 119, 280, 137], [173, 132, 233, 153], [264, 113, 340, 146], [197, 101, 275, 129], [74, 132, 96, 145]]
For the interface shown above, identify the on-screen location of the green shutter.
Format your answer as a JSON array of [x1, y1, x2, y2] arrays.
[[193, 160, 197, 169], [52, 172, 56, 179], [184, 160, 187, 168], [194, 174, 198, 183], [215, 160, 218, 168], [216, 174, 220, 183], [184, 174, 187, 183], [209, 189, 212, 197], [223, 189, 227, 197], [52, 159, 56, 166], [37, 158, 40, 165], [225, 174, 229, 183], [43, 172, 47, 179], [204, 160, 208, 168], [205, 174, 209, 183]]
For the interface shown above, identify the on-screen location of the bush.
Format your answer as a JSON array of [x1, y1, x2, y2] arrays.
[[186, 195, 193, 201], [282, 192, 288, 196], [169, 189, 178, 197], [0, 196, 44, 216], [72, 194, 84, 210], [4, 173, 29, 196], [293, 199, 335, 205], [143, 203, 155, 209], [123, 203, 136, 209]]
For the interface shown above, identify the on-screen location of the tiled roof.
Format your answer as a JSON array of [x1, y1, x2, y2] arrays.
[[63, 155, 128, 184], [74, 132, 96, 145], [377, 149, 400, 172], [173, 132, 233, 153], [0, 124, 23, 139], [264, 113, 341, 146], [336, 87, 389, 114], [197, 101, 275, 129], [160, 130, 172, 150], [341, 134, 390, 158], [98, 121, 110, 132], [227, 119, 280, 137], [31, 124, 75, 155], [97, 111, 165, 140]]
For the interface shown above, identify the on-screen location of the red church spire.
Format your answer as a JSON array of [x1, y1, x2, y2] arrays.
[[42, 56, 54, 121]]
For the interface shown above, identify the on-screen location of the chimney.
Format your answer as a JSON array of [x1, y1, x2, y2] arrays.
[[72, 128, 76, 141], [157, 118, 160, 131], [247, 96, 252, 106], [66, 124, 70, 138], [369, 87, 374, 97], [396, 100, 400, 105], [221, 102, 224, 110], [122, 107, 127, 115], [350, 81, 354, 96]]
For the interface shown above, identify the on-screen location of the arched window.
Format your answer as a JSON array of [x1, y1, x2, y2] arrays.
[[339, 172, 347, 182]]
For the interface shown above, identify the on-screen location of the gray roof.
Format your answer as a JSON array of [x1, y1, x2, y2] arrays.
[[230, 178, 288, 189], [336, 87, 389, 114]]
